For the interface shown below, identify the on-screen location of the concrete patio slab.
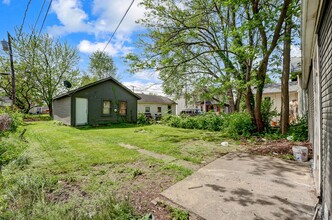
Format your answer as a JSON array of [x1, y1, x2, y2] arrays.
[[161, 153, 317, 220]]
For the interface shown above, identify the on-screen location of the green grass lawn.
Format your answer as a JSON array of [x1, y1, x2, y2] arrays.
[[0, 121, 240, 219]]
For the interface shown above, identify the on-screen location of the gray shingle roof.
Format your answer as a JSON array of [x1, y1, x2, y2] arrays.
[[53, 76, 141, 100], [253, 81, 298, 94], [137, 93, 176, 104]]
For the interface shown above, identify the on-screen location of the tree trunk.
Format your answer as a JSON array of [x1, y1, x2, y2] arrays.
[[280, 9, 292, 134], [254, 62, 268, 133], [48, 102, 53, 118], [227, 88, 235, 113]]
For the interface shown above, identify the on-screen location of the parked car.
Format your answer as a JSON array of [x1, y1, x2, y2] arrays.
[[180, 108, 203, 116]]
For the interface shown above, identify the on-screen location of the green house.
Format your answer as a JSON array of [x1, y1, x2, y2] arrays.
[[53, 77, 140, 126]]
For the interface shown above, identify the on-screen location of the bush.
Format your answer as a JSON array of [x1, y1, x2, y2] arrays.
[[0, 136, 27, 169], [288, 116, 308, 141], [222, 112, 253, 139], [261, 98, 278, 132], [0, 108, 23, 134], [137, 113, 150, 125]]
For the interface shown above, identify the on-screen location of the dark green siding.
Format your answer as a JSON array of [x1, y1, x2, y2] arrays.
[[68, 80, 138, 126]]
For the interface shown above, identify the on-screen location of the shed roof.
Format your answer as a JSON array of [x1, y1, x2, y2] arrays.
[[53, 76, 141, 100], [253, 81, 298, 94], [137, 93, 176, 104]]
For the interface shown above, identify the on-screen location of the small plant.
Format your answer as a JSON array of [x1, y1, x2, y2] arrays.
[[132, 169, 143, 178], [137, 113, 150, 125], [288, 116, 308, 141]]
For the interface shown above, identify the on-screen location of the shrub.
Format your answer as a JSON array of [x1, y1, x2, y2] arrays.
[[0, 108, 23, 134], [137, 113, 150, 125], [0, 136, 27, 168], [222, 112, 253, 139], [288, 116, 308, 141], [261, 98, 278, 132]]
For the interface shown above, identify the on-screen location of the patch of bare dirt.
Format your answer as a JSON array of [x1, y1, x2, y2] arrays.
[[47, 180, 89, 203], [242, 138, 312, 159]]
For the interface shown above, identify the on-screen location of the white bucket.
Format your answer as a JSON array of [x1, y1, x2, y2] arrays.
[[292, 146, 308, 162]]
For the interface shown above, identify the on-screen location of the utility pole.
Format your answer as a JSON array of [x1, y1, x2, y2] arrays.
[[1, 32, 15, 107], [8, 32, 16, 107]]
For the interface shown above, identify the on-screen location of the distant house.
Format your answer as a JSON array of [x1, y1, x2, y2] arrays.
[[137, 93, 176, 119], [175, 97, 229, 115], [53, 77, 140, 126], [0, 96, 12, 107], [29, 105, 49, 114], [254, 81, 299, 123]]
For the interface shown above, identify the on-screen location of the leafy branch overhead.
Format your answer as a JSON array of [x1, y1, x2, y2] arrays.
[[126, 0, 297, 132]]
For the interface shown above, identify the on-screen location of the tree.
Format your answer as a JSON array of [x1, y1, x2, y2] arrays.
[[127, 0, 292, 132], [280, 0, 300, 134], [88, 51, 117, 80], [13, 32, 80, 117]]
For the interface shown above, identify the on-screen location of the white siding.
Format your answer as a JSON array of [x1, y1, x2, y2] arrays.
[[138, 103, 176, 117]]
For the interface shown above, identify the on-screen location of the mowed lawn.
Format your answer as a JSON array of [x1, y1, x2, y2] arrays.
[[1, 121, 240, 219]]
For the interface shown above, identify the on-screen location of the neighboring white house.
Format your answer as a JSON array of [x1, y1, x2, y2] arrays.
[[253, 81, 300, 124], [137, 93, 176, 118]]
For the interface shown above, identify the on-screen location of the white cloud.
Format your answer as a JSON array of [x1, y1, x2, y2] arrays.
[[134, 70, 160, 81], [2, 0, 10, 5], [48, 0, 92, 36], [77, 39, 134, 56], [122, 80, 164, 96], [48, 0, 144, 37], [291, 45, 301, 58]]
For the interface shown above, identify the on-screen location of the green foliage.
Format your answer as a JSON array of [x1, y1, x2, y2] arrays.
[[162, 112, 254, 139], [23, 114, 52, 121], [261, 98, 278, 132], [0, 135, 27, 168], [137, 113, 150, 125], [168, 206, 189, 220], [162, 113, 223, 131], [288, 116, 308, 141], [89, 50, 118, 80], [222, 112, 253, 139], [0, 108, 23, 134]]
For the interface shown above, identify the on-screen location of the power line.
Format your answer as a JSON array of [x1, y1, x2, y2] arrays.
[[32, 0, 47, 35], [38, 0, 53, 37], [19, 0, 32, 35], [102, 0, 135, 52]]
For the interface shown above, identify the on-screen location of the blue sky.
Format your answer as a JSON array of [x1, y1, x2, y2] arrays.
[[0, 0, 163, 94]]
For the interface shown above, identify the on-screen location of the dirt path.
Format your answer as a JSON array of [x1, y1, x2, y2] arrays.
[[118, 143, 200, 170]]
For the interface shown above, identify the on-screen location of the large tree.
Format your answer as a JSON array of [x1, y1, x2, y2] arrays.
[[13, 32, 80, 116], [88, 51, 117, 80], [127, 0, 292, 132]]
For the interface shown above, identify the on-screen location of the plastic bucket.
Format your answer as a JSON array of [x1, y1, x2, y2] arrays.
[[292, 146, 308, 162]]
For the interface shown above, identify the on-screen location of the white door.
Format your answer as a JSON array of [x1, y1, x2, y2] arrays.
[[75, 98, 88, 125]]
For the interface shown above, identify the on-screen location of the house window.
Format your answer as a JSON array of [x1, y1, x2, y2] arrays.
[[168, 105, 172, 114], [119, 101, 127, 115], [157, 107, 162, 113], [102, 100, 111, 115], [145, 107, 150, 113]]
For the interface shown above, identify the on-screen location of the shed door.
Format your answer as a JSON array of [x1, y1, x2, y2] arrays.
[[75, 98, 88, 125]]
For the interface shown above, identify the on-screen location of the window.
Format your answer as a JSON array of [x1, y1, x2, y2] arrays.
[[157, 107, 162, 113], [102, 100, 111, 115], [168, 105, 172, 114], [145, 106, 150, 113], [119, 101, 127, 115]]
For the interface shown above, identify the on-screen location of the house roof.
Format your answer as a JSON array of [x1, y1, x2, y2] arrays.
[[53, 76, 141, 100], [137, 93, 176, 104], [253, 81, 298, 94]]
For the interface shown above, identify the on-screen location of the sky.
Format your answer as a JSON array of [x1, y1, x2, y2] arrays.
[[0, 0, 163, 95], [0, 0, 302, 96]]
